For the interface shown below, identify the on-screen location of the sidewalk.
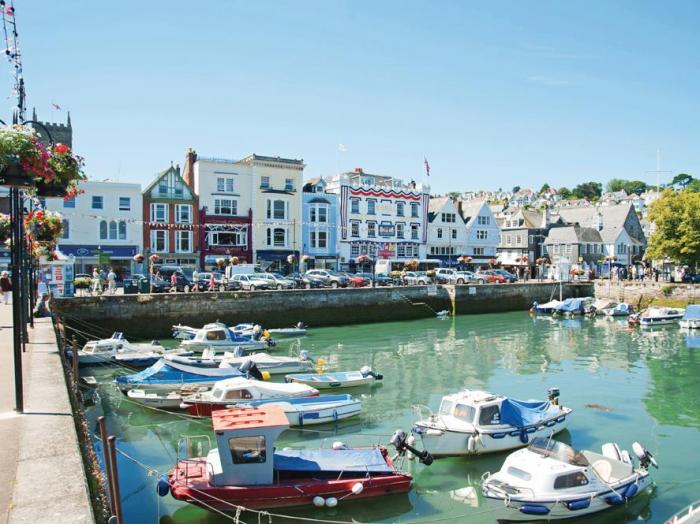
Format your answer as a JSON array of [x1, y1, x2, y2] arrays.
[[0, 304, 93, 523]]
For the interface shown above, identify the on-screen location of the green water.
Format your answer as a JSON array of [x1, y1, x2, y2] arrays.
[[84, 312, 700, 523]]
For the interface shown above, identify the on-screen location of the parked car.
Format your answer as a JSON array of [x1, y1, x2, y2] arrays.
[[354, 272, 393, 286], [491, 269, 518, 283], [433, 268, 456, 283], [287, 272, 324, 289], [229, 274, 271, 291], [482, 270, 507, 283], [340, 272, 370, 288], [451, 271, 478, 284], [305, 269, 349, 288], [403, 271, 431, 285], [258, 272, 296, 290]]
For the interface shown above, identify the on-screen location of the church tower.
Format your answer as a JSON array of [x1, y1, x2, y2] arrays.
[[29, 107, 73, 148]]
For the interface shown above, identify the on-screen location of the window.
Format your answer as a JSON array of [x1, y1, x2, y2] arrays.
[[351, 222, 360, 238], [118, 221, 126, 240], [92, 196, 103, 209], [451, 229, 457, 239], [367, 222, 376, 237], [63, 197, 75, 209], [477, 230, 488, 240], [285, 178, 294, 191], [267, 200, 286, 220], [506, 235, 512, 245], [99, 220, 107, 240], [553, 472, 589, 490], [411, 202, 419, 218], [411, 224, 419, 240], [214, 199, 237, 216], [478, 405, 501, 425], [396, 223, 405, 239], [350, 244, 360, 257], [273, 228, 286, 247], [229, 435, 267, 464], [217, 177, 234, 193], [396, 202, 404, 216], [310, 205, 328, 223], [209, 229, 246, 247], [158, 179, 168, 195], [176, 204, 192, 223], [100, 220, 126, 240], [260, 176, 270, 189], [119, 197, 131, 211], [151, 203, 168, 223], [351, 199, 360, 214], [367, 200, 376, 215], [453, 404, 476, 423], [437, 228, 443, 239], [317, 231, 327, 248], [439, 400, 454, 416], [516, 235, 522, 245], [441, 213, 456, 223], [61, 219, 69, 239], [478, 215, 490, 225], [151, 230, 167, 252], [473, 247, 484, 255], [175, 231, 192, 252]]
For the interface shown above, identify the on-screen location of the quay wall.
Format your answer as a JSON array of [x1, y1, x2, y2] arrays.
[[55, 282, 592, 339], [593, 281, 699, 308]]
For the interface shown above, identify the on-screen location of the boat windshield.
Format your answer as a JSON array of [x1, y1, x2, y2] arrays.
[[528, 437, 589, 467], [453, 403, 476, 423], [211, 387, 225, 400], [438, 400, 454, 416]]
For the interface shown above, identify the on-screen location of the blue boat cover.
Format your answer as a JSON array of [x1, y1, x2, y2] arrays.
[[556, 298, 585, 313], [683, 305, 700, 320], [115, 358, 242, 386], [500, 399, 561, 428], [274, 448, 392, 473]]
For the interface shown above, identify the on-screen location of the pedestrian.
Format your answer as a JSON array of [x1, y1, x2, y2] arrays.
[[631, 265, 637, 281], [37, 279, 48, 301], [170, 271, 178, 292], [107, 268, 117, 295], [208, 272, 216, 292], [191, 269, 199, 292], [91, 268, 103, 294], [0, 271, 11, 305]]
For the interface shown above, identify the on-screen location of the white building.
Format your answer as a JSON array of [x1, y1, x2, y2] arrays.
[[426, 197, 467, 266], [42, 180, 143, 277], [326, 168, 430, 265], [457, 199, 501, 265]]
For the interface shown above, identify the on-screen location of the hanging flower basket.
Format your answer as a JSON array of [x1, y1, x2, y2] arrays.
[[229, 256, 240, 265], [216, 257, 226, 267], [0, 214, 10, 242], [457, 255, 472, 264], [404, 259, 419, 270], [133, 253, 145, 263], [31, 243, 58, 261], [287, 254, 297, 264], [35, 143, 86, 198], [149, 254, 160, 264], [24, 210, 63, 243], [301, 254, 312, 263], [0, 126, 52, 189], [356, 254, 371, 265]]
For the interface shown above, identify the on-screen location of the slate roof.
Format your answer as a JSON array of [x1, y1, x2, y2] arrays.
[[556, 203, 637, 244], [545, 225, 602, 244]]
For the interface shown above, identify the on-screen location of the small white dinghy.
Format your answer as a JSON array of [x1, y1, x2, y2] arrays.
[[165, 349, 316, 374], [640, 306, 685, 327], [70, 333, 174, 367], [285, 366, 383, 389], [268, 322, 308, 337], [127, 389, 184, 409], [482, 437, 657, 521], [413, 387, 571, 457]]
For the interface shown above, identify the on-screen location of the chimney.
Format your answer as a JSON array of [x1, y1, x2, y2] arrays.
[[182, 148, 197, 190]]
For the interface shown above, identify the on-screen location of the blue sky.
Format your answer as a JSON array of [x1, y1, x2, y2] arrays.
[[16, 1, 700, 194]]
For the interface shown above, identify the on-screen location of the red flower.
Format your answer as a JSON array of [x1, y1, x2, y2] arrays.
[[35, 211, 44, 220], [53, 143, 70, 155]]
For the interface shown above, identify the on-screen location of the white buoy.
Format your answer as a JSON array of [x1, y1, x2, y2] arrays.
[[325, 497, 338, 508], [351, 482, 364, 495], [332, 441, 348, 450], [313, 496, 325, 507]]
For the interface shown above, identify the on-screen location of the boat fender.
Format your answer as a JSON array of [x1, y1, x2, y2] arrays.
[[325, 497, 338, 508], [426, 429, 443, 437], [605, 493, 626, 506], [156, 475, 170, 497], [624, 483, 638, 499], [332, 441, 348, 450], [313, 496, 325, 507], [519, 429, 529, 444], [566, 498, 591, 511], [519, 504, 550, 515], [467, 435, 476, 453]]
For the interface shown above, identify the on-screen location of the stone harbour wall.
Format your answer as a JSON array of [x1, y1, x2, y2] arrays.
[[593, 281, 700, 308], [55, 282, 593, 339]]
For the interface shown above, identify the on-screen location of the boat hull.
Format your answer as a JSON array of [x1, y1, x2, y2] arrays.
[[680, 319, 700, 329], [285, 373, 376, 389], [484, 475, 653, 522], [168, 458, 412, 510], [127, 390, 183, 409], [640, 316, 683, 327], [415, 412, 571, 457]]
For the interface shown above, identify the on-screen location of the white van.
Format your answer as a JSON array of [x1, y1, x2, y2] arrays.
[[224, 264, 261, 280]]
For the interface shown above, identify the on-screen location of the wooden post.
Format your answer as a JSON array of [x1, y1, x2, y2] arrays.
[[98, 417, 116, 515], [72, 343, 79, 388], [107, 436, 124, 524]]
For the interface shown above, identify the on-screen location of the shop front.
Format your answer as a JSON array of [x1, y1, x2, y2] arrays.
[[58, 244, 141, 279], [255, 249, 299, 274]]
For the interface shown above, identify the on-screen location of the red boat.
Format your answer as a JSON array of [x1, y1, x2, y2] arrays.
[[163, 406, 431, 511]]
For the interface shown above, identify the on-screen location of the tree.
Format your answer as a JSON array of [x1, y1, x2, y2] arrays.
[[559, 187, 573, 199], [572, 182, 603, 200], [671, 173, 693, 189], [539, 183, 550, 194], [606, 178, 648, 195], [447, 191, 461, 199], [646, 189, 700, 267], [687, 179, 700, 193], [512, 185, 521, 193]]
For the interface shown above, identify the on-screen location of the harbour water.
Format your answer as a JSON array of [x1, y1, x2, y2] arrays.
[[83, 312, 700, 523]]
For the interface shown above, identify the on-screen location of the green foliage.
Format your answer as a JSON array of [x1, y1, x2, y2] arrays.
[[74, 277, 92, 289], [671, 173, 693, 188], [512, 185, 521, 193], [606, 178, 648, 195], [446, 191, 461, 199], [572, 182, 603, 200], [661, 285, 674, 297], [539, 183, 550, 193], [647, 189, 700, 267], [687, 179, 700, 193], [559, 187, 573, 199]]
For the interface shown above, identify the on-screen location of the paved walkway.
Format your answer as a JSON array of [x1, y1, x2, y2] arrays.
[[0, 304, 93, 523]]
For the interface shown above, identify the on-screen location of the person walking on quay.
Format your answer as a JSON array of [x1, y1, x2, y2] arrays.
[[107, 268, 117, 295], [191, 269, 199, 292], [91, 268, 103, 295], [1, 271, 11, 305], [170, 271, 178, 293], [208, 272, 216, 292]]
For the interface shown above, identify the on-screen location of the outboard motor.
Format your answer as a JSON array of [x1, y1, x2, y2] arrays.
[[266, 338, 277, 348], [238, 360, 266, 381], [299, 350, 311, 361], [632, 442, 658, 470], [548, 387, 560, 406], [360, 365, 383, 381], [390, 430, 433, 466]]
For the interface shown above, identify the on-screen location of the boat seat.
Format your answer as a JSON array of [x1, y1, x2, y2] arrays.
[[592, 460, 613, 483]]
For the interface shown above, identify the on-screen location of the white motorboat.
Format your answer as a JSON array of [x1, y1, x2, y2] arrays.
[[666, 500, 700, 524], [680, 305, 700, 329], [413, 387, 571, 457], [639, 307, 685, 327], [242, 394, 361, 426], [285, 366, 383, 389], [603, 303, 634, 317], [589, 299, 616, 315], [127, 389, 186, 409], [175, 322, 272, 352], [482, 437, 657, 521], [70, 333, 182, 367], [531, 300, 561, 314], [165, 349, 316, 374], [180, 377, 318, 417]]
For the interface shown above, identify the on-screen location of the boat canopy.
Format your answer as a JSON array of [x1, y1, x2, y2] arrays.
[[273, 448, 392, 473], [683, 305, 700, 320], [500, 399, 562, 428], [556, 298, 585, 313]]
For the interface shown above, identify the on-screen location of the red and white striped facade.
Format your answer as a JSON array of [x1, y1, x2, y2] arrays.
[[326, 168, 430, 263]]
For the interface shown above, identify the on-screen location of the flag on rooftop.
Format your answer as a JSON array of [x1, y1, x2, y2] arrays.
[[424, 157, 430, 177], [51, 102, 61, 110]]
